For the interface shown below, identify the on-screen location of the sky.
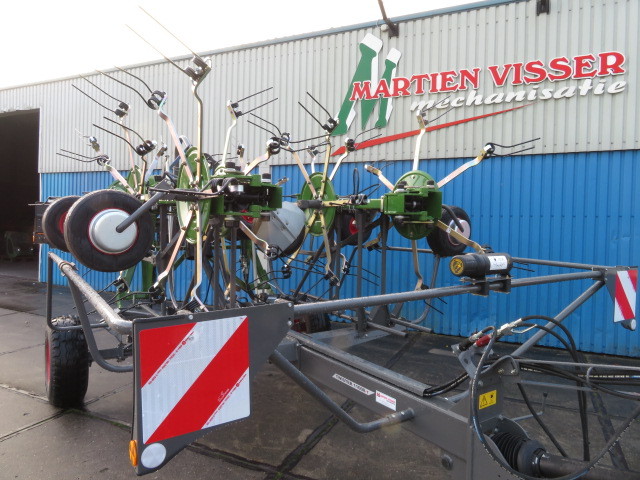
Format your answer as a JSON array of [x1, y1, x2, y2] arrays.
[[1, 0, 479, 89]]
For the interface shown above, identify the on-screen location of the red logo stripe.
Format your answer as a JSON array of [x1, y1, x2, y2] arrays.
[[146, 318, 249, 444], [615, 275, 635, 320], [332, 105, 530, 156], [139, 322, 196, 387]]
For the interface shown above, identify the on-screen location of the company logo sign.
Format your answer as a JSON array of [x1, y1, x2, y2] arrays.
[[336, 34, 627, 135]]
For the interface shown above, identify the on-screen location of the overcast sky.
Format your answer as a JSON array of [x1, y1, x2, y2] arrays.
[[1, 0, 478, 89]]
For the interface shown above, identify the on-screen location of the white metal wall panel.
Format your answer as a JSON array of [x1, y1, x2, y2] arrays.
[[0, 0, 637, 173]]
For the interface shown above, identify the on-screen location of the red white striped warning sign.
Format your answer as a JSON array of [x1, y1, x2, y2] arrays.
[[138, 316, 250, 444], [614, 270, 637, 323]]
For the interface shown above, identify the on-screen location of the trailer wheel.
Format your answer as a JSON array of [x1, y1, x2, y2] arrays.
[[63, 189, 153, 272], [338, 212, 375, 246], [45, 316, 90, 408], [427, 206, 471, 257], [41, 196, 80, 252]]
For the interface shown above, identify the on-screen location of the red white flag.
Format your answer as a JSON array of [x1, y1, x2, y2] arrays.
[[138, 316, 250, 445]]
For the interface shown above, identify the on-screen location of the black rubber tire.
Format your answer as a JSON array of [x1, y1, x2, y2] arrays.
[[45, 316, 90, 408], [63, 189, 154, 272], [427, 206, 471, 257], [41, 196, 80, 252]]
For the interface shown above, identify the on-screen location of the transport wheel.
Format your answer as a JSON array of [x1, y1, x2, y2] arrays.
[[63, 189, 154, 272], [45, 316, 90, 408], [41, 196, 80, 252], [427, 206, 471, 257]]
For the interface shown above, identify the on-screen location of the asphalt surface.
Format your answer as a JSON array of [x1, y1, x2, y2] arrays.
[[0, 258, 639, 479]]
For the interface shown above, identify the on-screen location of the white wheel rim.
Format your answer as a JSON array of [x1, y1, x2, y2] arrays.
[[88, 209, 138, 254]]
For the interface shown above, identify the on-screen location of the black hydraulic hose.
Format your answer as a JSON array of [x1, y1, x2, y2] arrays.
[[516, 321, 590, 460], [518, 315, 590, 461], [517, 383, 568, 457], [471, 327, 640, 480]]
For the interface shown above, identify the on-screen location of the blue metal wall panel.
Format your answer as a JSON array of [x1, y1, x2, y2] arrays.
[[273, 149, 640, 356], [40, 150, 639, 355]]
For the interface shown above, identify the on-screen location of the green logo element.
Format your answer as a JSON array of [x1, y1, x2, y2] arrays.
[[334, 34, 402, 136]]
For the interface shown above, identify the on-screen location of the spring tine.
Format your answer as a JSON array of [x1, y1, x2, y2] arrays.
[[139, 7, 200, 58], [97, 69, 149, 105], [80, 75, 125, 105], [114, 66, 154, 94], [71, 85, 113, 113], [237, 87, 274, 103]]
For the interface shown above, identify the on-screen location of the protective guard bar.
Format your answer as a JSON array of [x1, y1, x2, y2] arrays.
[[270, 349, 415, 433]]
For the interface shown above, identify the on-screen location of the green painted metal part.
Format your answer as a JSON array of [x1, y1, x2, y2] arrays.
[[209, 167, 282, 217], [298, 172, 338, 236], [384, 170, 442, 240], [176, 147, 212, 244]]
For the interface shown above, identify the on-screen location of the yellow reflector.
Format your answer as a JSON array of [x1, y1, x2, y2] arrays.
[[129, 440, 138, 467]]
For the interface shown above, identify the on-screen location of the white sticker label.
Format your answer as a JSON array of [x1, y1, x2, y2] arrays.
[[375, 390, 397, 411], [332, 374, 373, 396], [488, 256, 508, 271]]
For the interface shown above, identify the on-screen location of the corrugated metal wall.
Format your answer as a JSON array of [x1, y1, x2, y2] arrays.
[[273, 148, 640, 356], [0, 0, 638, 174]]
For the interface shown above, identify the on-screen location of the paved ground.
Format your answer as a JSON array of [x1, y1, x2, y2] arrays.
[[0, 261, 639, 479]]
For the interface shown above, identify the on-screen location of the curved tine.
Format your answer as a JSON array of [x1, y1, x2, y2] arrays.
[[355, 133, 382, 148], [92, 124, 136, 151], [298, 101, 325, 130], [97, 70, 149, 106], [289, 134, 328, 145], [80, 75, 125, 105], [56, 152, 95, 163], [430, 105, 454, 124], [306, 92, 332, 118], [72, 84, 113, 113], [354, 126, 378, 141], [126, 25, 188, 76], [59, 148, 94, 159], [250, 113, 282, 136], [420, 94, 452, 114], [247, 119, 277, 138], [139, 7, 200, 58], [490, 137, 541, 149], [491, 145, 536, 157], [102, 116, 145, 144], [114, 66, 154, 94], [237, 87, 274, 103], [242, 97, 278, 116]]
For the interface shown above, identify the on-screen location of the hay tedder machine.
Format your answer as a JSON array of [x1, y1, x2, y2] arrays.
[[37, 14, 639, 479]]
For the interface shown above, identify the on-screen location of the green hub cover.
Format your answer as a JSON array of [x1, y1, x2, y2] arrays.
[[298, 172, 338, 236], [387, 170, 442, 240], [176, 147, 212, 244]]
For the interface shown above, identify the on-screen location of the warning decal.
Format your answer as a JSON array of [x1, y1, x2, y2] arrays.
[[138, 316, 250, 444], [614, 269, 637, 322], [479, 390, 497, 410], [375, 390, 397, 411]]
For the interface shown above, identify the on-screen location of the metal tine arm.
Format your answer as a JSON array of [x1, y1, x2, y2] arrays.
[[250, 113, 282, 136], [97, 69, 150, 107], [56, 152, 97, 164], [80, 75, 129, 113], [102, 116, 145, 144], [114, 66, 154, 94], [92, 123, 136, 151], [72, 85, 118, 115]]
